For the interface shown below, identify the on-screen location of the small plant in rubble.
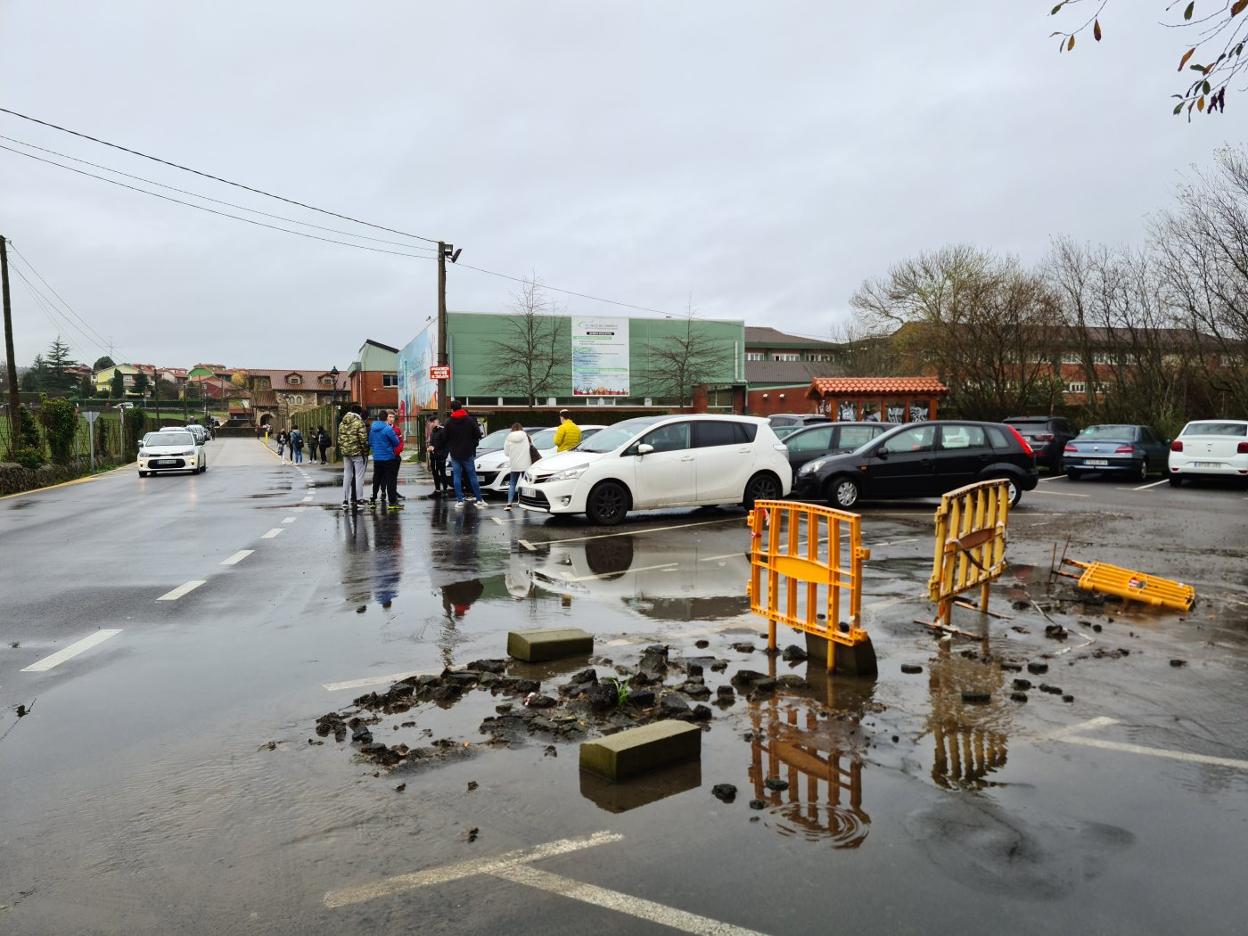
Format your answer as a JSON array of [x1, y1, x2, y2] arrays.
[[604, 677, 630, 706]]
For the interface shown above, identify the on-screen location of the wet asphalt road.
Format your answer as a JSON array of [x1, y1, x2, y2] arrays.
[[1, 439, 1247, 935]]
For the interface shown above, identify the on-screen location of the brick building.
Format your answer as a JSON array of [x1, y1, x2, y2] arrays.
[[346, 339, 399, 417]]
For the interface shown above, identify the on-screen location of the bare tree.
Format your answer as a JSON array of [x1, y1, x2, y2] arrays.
[[484, 276, 567, 405], [852, 245, 1064, 420], [827, 318, 901, 376], [645, 310, 735, 407], [1152, 144, 1248, 413]]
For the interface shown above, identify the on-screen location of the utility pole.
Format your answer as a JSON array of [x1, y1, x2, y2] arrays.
[[1, 235, 20, 455], [436, 241, 461, 421]]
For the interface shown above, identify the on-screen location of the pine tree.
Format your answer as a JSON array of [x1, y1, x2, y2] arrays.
[[110, 368, 126, 399], [133, 371, 150, 397], [45, 336, 78, 392]]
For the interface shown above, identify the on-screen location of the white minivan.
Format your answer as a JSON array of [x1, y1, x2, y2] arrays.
[[1168, 419, 1248, 485], [517, 414, 792, 525]]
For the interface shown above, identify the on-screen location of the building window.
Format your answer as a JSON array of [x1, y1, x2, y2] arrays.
[[382, 374, 399, 387], [805, 353, 833, 362], [288, 374, 302, 385], [745, 352, 765, 361], [772, 353, 800, 362], [1060, 353, 1080, 365], [1066, 382, 1086, 394]]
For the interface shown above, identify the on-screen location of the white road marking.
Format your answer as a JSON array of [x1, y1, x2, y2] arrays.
[[1038, 474, 1067, 482], [537, 517, 740, 547], [1133, 478, 1169, 491], [1029, 489, 1090, 498], [156, 580, 206, 601], [282, 516, 297, 524], [699, 552, 746, 562], [492, 516, 504, 525], [323, 831, 624, 908], [1041, 716, 1119, 740], [518, 539, 537, 551], [323, 671, 422, 692], [1042, 716, 1248, 771], [563, 562, 679, 582], [862, 596, 907, 613], [490, 864, 769, 936], [303, 495, 314, 502], [221, 550, 254, 566], [21, 629, 122, 672], [261, 528, 284, 539]]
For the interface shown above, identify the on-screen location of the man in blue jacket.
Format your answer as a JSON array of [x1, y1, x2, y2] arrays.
[[368, 410, 402, 510]]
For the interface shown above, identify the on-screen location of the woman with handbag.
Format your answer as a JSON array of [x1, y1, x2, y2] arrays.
[[502, 422, 535, 511]]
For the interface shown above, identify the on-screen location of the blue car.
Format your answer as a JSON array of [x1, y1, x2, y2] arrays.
[[1062, 424, 1170, 482]]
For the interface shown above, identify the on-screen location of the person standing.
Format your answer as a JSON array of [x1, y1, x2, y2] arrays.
[[337, 405, 369, 509], [290, 425, 305, 464], [307, 427, 319, 463], [426, 416, 449, 497], [276, 429, 288, 463], [444, 399, 486, 508], [553, 409, 582, 452], [502, 423, 533, 511], [368, 409, 402, 510], [317, 426, 331, 464]]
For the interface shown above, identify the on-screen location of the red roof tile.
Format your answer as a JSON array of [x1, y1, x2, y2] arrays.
[[809, 376, 948, 395]]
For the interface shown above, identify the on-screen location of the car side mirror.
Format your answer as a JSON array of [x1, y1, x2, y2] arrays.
[[873, 447, 888, 460], [636, 443, 654, 456]]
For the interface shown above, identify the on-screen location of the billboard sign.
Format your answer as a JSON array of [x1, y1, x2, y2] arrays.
[[571, 317, 629, 396]]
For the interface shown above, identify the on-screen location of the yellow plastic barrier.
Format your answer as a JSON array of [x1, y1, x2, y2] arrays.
[[1062, 559, 1195, 612], [926, 479, 1011, 630], [747, 499, 871, 673]]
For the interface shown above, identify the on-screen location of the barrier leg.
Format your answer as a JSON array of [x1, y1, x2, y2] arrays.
[[979, 581, 991, 615], [804, 632, 878, 677]]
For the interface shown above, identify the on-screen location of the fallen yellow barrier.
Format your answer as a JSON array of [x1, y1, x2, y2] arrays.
[[1060, 559, 1196, 612]]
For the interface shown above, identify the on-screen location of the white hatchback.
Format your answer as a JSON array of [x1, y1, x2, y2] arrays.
[[517, 414, 792, 525], [1167, 419, 1248, 485], [138, 428, 206, 476], [474, 425, 606, 495]]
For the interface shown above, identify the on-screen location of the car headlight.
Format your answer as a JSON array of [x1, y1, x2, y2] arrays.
[[549, 464, 590, 482], [801, 459, 826, 474]]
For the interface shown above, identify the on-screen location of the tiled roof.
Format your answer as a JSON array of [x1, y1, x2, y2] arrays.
[[746, 360, 840, 385], [745, 326, 840, 349], [246, 369, 349, 391], [809, 376, 948, 395]]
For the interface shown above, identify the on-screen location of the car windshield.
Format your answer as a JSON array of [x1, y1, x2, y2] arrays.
[[579, 417, 665, 453], [1182, 421, 1247, 437], [531, 428, 557, 449], [773, 425, 802, 439], [478, 429, 510, 450], [1077, 425, 1135, 439], [146, 432, 194, 446]]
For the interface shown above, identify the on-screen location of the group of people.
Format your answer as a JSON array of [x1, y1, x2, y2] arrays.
[[338, 405, 406, 510], [274, 426, 330, 465], [424, 400, 488, 508]]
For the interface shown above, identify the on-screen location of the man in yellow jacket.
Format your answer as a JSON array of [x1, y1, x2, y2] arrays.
[[553, 409, 581, 452]]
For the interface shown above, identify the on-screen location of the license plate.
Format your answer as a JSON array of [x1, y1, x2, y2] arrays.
[[521, 487, 536, 498], [1084, 459, 1109, 466], [1192, 461, 1220, 468]]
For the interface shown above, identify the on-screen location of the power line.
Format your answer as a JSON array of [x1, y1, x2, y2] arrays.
[[0, 106, 443, 245], [0, 143, 439, 263], [455, 262, 680, 317], [0, 134, 440, 254], [6, 241, 112, 350], [9, 264, 111, 358]]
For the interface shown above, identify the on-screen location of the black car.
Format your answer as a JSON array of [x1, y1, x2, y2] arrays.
[[1004, 416, 1077, 471], [792, 420, 1039, 509], [783, 421, 891, 472], [768, 413, 832, 429]]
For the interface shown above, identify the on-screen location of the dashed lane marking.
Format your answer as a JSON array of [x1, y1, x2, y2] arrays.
[[261, 528, 284, 539], [221, 550, 254, 566], [1133, 478, 1170, 491], [303, 495, 314, 502], [21, 629, 123, 672], [323, 671, 422, 692], [323, 831, 624, 908], [282, 516, 297, 524], [156, 580, 206, 601]]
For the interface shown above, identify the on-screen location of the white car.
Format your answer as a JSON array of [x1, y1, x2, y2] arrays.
[[474, 425, 606, 495], [1167, 419, 1248, 485], [138, 428, 207, 476], [517, 414, 792, 525]]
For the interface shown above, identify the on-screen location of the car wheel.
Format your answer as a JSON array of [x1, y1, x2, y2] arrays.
[[988, 474, 1022, 507], [1136, 459, 1149, 482], [586, 480, 629, 526], [827, 476, 861, 510], [1168, 474, 1182, 487], [742, 471, 781, 509], [1066, 469, 1080, 481]]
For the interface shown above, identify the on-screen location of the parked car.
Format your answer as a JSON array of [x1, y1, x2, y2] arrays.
[[185, 424, 211, 445], [1004, 416, 1077, 471], [138, 428, 206, 477], [1062, 424, 1169, 482], [783, 421, 891, 473], [474, 425, 606, 495], [768, 413, 831, 429], [1167, 419, 1248, 486], [517, 414, 792, 525], [792, 420, 1039, 508]]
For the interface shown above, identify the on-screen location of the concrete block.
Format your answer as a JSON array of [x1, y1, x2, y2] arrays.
[[804, 631, 878, 677], [579, 760, 701, 813], [579, 720, 701, 781], [507, 628, 594, 662]]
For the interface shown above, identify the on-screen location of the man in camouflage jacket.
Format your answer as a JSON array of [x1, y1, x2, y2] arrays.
[[338, 405, 369, 509]]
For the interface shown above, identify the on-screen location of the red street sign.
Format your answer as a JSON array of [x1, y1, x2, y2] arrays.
[[429, 365, 451, 381]]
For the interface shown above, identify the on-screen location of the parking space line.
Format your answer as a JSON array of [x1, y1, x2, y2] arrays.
[[1060, 735, 1248, 771], [699, 552, 746, 562], [1038, 475, 1067, 482], [1029, 489, 1090, 498], [323, 671, 422, 692], [518, 539, 537, 551], [156, 580, 206, 601], [1133, 479, 1169, 491], [323, 831, 624, 908], [261, 528, 284, 539], [490, 864, 769, 936], [21, 629, 123, 672], [221, 550, 254, 566], [534, 517, 742, 548], [564, 562, 679, 582]]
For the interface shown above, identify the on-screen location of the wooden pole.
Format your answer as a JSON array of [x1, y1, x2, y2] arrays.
[[0, 235, 21, 455]]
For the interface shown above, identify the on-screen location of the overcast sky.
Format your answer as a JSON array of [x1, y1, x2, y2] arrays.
[[0, 1, 1234, 371]]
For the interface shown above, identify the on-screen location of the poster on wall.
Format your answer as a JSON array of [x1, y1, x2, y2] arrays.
[[397, 319, 440, 434], [571, 317, 630, 396]]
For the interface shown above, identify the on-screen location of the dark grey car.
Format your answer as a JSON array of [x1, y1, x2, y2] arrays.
[[1063, 424, 1169, 482]]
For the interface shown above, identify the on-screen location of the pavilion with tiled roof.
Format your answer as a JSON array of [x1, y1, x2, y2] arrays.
[[807, 376, 948, 422]]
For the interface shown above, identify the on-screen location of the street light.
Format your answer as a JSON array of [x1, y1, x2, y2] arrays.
[[329, 366, 341, 447]]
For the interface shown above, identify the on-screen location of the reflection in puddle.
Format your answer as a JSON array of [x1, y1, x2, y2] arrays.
[[580, 760, 702, 813], [747, 661, 874, 847], [925, 642, 1011, 790]]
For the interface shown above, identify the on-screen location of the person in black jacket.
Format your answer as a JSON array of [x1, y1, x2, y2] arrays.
[[442, 400, 485, 507], [426, 416, 450, 497]]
